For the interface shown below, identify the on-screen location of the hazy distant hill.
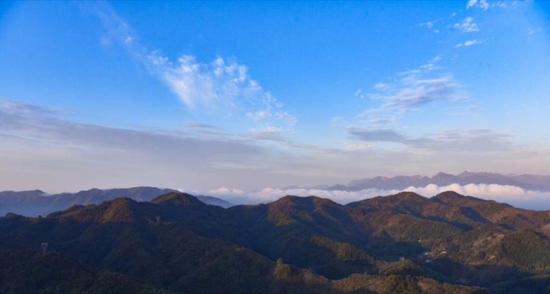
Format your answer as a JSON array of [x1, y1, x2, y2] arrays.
[[0, 191, 548, 293], [321, 171, 550, 191], [0, 187, 233, 216]]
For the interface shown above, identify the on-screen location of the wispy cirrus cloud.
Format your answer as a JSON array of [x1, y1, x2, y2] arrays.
[[456, 39, 483, 48], [467, 0, 490, 11], [0, 100, 295, 192], [354, 57, 468, 126], [0, 100, 262, 160], [372, 76, 459, 111], [419, 19, 441, 33], [249, 126, 285, 142], [453, 17, 480, 33], [146, 54, 255, 109], [467, 0, 510, 11], [2, 100, 549, 196], [349, 128, 512, 152], [146, 54, 295, 127], [92, 2, 295, 131], [349, 128, 424, 147]]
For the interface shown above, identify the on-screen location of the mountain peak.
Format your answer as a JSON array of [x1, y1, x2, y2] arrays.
[[433, 191, 512, 210], [99, 198, 139, 223], [434, 190, 463, 198], [0, 189, 46, 198], [49, 197, 141, 223], [273, 195, 338, 208], [347, 191, 431, 215], [389, 191, 428, 203], [458, 171, 475, 177], [433, 172, 454, 178], [28, 189, 47, 195], [394, 191, 423, 198], [433, 191, 482, 204], [151, 192, 205, 207]]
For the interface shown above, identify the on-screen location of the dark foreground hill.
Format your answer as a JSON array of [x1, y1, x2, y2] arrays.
[[0, 191, 549, 293]]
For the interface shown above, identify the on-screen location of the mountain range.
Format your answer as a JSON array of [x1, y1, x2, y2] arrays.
[[319, 172, 550, 192], [0, 187, 232, 217], [3, 172, 550, 218], [0, 190, 549, 293]]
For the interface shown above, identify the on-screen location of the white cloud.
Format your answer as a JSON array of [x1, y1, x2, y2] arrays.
[[147, 54, 285, 117], [467, 0, 490, 10], [357, 58, 467, 126], [246, 110, 270, 121], [419, 20, 440, 33], [404, 183, 526, 198], [527, 27, 542, 37], [421, 21, 434, 29], [404, 183, 550, 209], [456, 39, 483, 48], [208, 187, 245, 196], [93, 3, 295, 130], [349, 128, 512, 152], [0, 100, 280, 192], [145, 53, 296, 129], [249, 126, 285, 142], [466, 0, 518, 11], [373, 82, 390, 91], [380, 76, 459, 110], [466, 0, 512, 10], [246, 108, 296, 126], [250, 187, 388, 204], [3, 101, 550, 197], [354, 89, 367, 99], [146, 54, 248, 109], [0, 101, 263, 160], [333, 57, 471, 133], [236, 183, 550, 210], [453, 17, 480, 33], [343, 142, 372, 152]]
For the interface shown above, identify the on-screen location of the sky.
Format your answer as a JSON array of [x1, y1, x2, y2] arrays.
[[1, 0, 550, 203]]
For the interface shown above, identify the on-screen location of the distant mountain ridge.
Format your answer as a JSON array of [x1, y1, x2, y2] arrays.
[[0, 187, 232, 216], [321, 171, 550, 191]]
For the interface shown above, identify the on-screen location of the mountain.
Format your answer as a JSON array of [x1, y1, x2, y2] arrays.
[[0, 191, 548, 293], [194, 194, 234, 208], [0, 187, 233, 216], [321, 171, 550, 192]]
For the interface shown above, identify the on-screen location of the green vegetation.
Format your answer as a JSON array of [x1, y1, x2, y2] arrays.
[[0, 191, 548, 293]]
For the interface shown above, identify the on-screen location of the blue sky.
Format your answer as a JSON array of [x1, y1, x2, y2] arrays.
[[1, 0, 550, 201]]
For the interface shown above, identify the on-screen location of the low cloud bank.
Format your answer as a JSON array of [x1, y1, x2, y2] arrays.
[[207, 183, 550, 210]]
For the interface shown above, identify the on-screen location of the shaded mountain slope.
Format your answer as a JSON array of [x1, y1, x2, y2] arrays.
[[0, 191, 548, 293]]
